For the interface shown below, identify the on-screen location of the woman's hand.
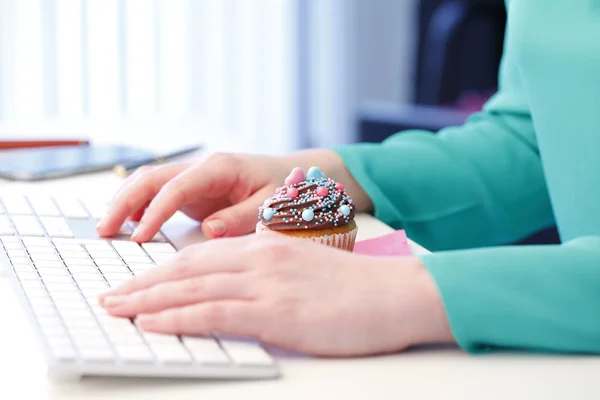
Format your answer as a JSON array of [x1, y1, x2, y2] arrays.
[[96, 150, 373, 243], [98, 233, 453, 357]]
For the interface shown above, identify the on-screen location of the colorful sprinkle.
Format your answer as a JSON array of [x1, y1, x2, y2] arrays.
[[262, 208, 275, 220], [316, 186, 329, 197], [302, 209, 314, 222], [285, 167, 305, 186], [306, 166, 323, 180], [339, 205, 351, 216], [335, 182, 344, 191], [287, 187, 299, 198]]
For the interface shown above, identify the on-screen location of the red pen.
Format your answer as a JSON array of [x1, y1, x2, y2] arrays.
[[0, 140, 89, 150]]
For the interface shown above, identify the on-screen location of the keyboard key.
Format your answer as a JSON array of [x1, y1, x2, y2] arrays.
[[71, 272, 104, 281], [53, 197, 89, 219], [64, 259, 94, 267], [84, 243, 113, 252], [96, 264, 131, 274], [149, 232, 167, 242], [220, 340, 274, 367], [122, 255, 153, 264], [42, 275, 75, 285], [0, 226, 14, 235], [94, 258, 125, 266], [115, 345, 154, 363], [102, 272, 132, 281], [28, 196, 62, 217], [35, 261, 66, 269], [6, 248, 27, 258], [77, 281, 110, 290], [38, 268, 69, 277], [51, 292, 85, 302], [88, 250, 120, 259], [11, 216, 45, 236], [142, 332, 182, 346], [141, 243, 176, 254], [11, 256, 32, 265], [27, 246, 57, 255], [22, 237, 53, 247], [45, 281, 78, 292], [54, 244, 84, 252], [31, 253, 61, 262], [128, 263, 156, 271], [1, 196, 33, 215], [16, 271, 40, 280], [1, 235, 20, 244], [67, 264, 99, 274], [48, 342, 78, 362], [56, 251, 88, 259], [39, 216, 68, 227], [2, 241, 23, 250], [149, 253, 175, 263], [78, 348, 115, 363], [81, 199, 108, 220], [182, 337, 231, 365], [32, 308, 57, 321], [34, 308, 60, 323], [64, 318, 100, 331], [12, 263, 35, 273], [28, 296, 54, 308], [111, 240, 146, 257], [149, 344, 192, 364]]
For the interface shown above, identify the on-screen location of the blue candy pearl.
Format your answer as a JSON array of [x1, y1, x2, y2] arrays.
[[339, 205, 351, 216], [302, 209, 314, 222], [262, 207, 275, 220], [306, 166, 322, 180]]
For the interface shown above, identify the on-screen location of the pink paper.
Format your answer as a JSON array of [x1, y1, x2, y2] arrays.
[[353, 230, 412, 256]]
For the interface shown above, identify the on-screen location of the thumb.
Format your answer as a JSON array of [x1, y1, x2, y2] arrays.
[[202, 194, 264, 238]]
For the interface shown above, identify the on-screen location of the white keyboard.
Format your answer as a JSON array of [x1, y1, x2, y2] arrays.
[[0, 195, 279, 381]]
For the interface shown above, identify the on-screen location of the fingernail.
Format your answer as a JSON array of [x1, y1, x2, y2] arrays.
[[206, 219, 227, 237], [96, 220, 106, 230], [131, 225, 144, 240], [104, 295, 126, 307]]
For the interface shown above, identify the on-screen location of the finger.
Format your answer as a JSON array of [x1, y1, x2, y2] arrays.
[[103, 273, 254, 318], [98, 236, 255, 303], [130, 156, 241, 242], [136, 300, 266, 338], [201, 190, 269, 238], [128, 200, 150, 222], [97, 163, 188, 237]]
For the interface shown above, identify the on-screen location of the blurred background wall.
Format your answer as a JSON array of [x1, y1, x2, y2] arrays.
[[0, 0, 505, 154]]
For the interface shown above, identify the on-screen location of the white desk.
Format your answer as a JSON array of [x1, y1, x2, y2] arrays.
[[0, 172, 599, 400]]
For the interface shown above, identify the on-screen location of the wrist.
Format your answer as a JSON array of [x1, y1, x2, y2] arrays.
[[401, 257, 455, 346]]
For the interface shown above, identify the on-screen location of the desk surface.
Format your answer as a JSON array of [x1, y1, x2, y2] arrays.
[[0, 172, 599, 400]]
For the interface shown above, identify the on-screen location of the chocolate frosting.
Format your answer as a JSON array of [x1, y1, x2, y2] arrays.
[[258, 176, 355, 231]]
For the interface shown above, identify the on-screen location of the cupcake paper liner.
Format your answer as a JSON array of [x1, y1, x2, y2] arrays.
[[256, 222, 357, 251]]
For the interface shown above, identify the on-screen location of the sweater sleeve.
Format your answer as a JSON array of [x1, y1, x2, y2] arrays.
[[334, 1, 600, 355], [334, 0, 554, 253]]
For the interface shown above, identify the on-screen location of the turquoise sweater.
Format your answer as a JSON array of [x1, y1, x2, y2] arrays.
[[335, 0, 600, 354]]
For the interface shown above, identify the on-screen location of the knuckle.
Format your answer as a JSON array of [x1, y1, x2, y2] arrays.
[[182, 277, 205, 295], [172, 259, 194, 278], [208, 152, 240, 169], [132, 289, 151, 307], [261, 238, 295, 261]]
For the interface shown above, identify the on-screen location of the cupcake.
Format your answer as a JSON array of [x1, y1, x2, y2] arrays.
[[256, 166, 358, 251]]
